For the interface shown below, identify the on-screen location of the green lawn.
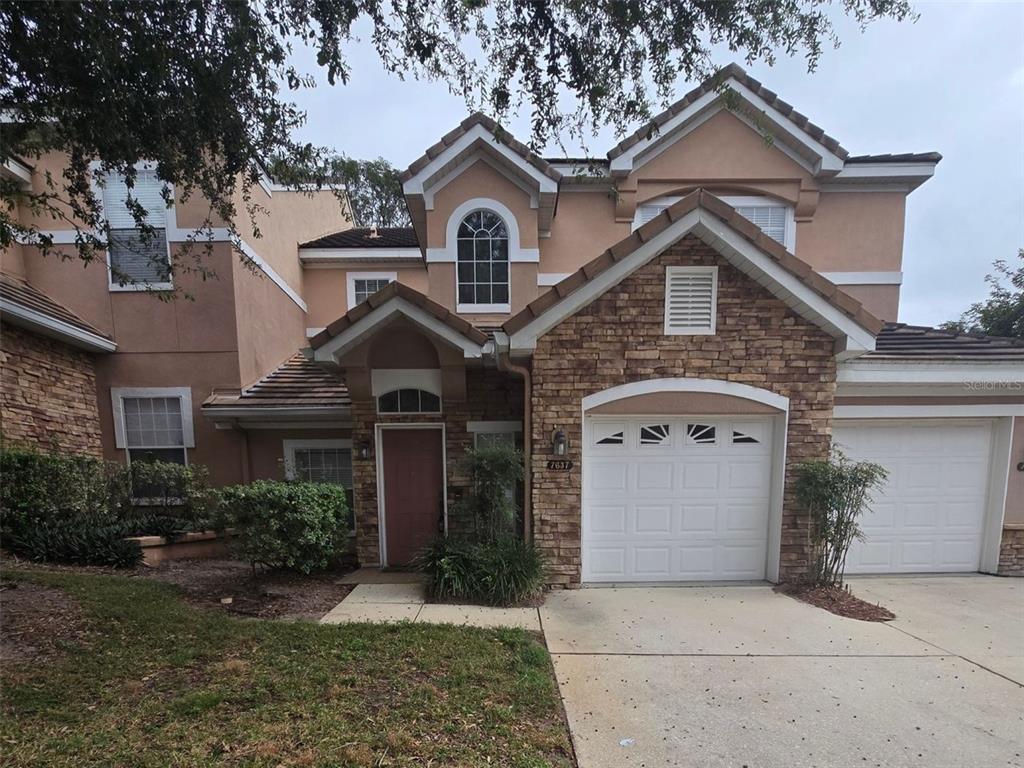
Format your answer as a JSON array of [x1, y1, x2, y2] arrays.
[[0, 569, 573, 767]]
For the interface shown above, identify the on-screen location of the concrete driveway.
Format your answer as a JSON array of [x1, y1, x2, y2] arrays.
[[541, 577, 1023, 768]]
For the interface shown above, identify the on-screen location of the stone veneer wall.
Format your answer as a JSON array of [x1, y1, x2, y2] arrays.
[[351, 366, 524, 566], [0, 323, 103, 456], [530, 235, 838, 586], [998, 528, 1024, 576]]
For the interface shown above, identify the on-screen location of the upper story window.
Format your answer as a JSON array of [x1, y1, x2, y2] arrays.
[[456, 210, 510, 312], [635, 194, 796, 252], [347, 272, 396, 309], [99, 166, 173, 291]]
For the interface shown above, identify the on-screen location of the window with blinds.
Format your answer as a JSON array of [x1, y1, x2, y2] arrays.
[[635, 195, 793, 250], [101, 168, 172, 288], [122, 396, 187, 465], [663, 266, 718, 335], [292, 447, 353, 487]]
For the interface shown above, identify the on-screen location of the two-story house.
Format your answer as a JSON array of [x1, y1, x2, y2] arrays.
[[4, 64, 1023, 583]]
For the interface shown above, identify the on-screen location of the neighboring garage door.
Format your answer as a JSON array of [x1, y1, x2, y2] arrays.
[[834, 420, 994, 574], [582, 416, 774, 582]]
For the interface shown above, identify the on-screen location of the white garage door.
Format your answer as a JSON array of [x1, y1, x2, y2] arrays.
[[834, 421, 994, 574], [583, 416, 774, 582]]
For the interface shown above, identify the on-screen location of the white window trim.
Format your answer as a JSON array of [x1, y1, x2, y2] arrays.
[[90, 161, 175, 292], [446, 201, 517, 314], [634, 193, 796, 253], [664, 265, 718, 336], [282, 438, 353, 485], [346, 271, 397, 310], [110, 386, 195, 452]]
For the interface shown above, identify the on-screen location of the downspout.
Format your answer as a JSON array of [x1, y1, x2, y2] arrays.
[[495, 335, 532, 543]]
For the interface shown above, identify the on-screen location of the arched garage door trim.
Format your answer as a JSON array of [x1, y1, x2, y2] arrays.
[[581, 378, 789, 583]]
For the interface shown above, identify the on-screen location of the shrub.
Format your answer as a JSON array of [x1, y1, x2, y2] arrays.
[[794, 448, 889, 587], [0, 445, 130, 535], [127, 460, 220, 530], [9, 521, 142, 568], [455, 445, 524, 542], [216, 481, 350, 573], [420, 536, 545, 606]]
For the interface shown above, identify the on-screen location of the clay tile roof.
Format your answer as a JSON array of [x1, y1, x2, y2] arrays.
[[502, 188, 883, 337], [845, 152, 943, 164], [607, 62, 848, 162], [867, 323, 1024, 360], [300, 227, 419, 249], [399, 112, 562, 185], [310, 281, 489, 350], [205, 354, 351, 409], [0, 273, 111, 340]]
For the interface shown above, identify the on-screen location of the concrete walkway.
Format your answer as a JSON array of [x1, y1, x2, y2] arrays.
[[320, 583, 542, 630], [543, 578, 1023, 768]]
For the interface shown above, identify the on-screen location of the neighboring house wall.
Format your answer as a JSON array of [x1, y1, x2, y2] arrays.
[[530, 234, 837, 586], [0, 324, 103, 456]]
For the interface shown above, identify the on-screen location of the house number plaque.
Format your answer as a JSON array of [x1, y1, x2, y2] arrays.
[[546, 459, 574, 471]]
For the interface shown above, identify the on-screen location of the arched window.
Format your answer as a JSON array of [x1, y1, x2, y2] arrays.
[[457, 210, 509, 308], [378, 388, 441, 414]]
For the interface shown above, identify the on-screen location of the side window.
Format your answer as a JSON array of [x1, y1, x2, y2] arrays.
[[112, 388, 194, 465], [100, 167, 172, 290]]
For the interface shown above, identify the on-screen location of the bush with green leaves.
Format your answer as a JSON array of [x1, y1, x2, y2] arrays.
[[794, 448, 889, 587], [0, 446, 220, 568], [216, 481, 351, 573], [419, 536, 546, 607], [127, 460, 220, 529], [454, 445, 524, 542]]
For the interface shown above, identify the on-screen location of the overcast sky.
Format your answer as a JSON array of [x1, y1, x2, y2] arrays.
[[287, 1, 1023, 328]]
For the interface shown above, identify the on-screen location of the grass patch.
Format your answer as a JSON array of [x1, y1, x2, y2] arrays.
[[0, 568, 573, 767]]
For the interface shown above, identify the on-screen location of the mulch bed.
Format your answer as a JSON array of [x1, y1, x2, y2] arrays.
[[1, 555, 354, 622], [775, 582, 895, 622], [142, 559, 355, 620], [0, 580, 94, 663]]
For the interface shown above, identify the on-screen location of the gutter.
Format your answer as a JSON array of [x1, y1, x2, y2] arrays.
[[493, 332, 532, 544]]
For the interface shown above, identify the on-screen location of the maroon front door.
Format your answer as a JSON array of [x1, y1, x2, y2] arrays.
[[381, 428, 444, 566]]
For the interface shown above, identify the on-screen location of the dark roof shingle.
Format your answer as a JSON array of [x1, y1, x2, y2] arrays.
[[868, 324, 1024, 359], [205, 354, 351, 409], [846, 153, 943, 164], [300, 227, 419, 249]]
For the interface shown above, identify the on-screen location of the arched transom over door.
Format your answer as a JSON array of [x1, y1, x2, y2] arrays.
[[581, 379, 788, 583]]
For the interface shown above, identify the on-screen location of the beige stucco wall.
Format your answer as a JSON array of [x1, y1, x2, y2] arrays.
[[541, 190, 628, 274], [839, 284, 901, 322], [427, 261, 538, 318], [797, 191, 906, 273], [303, 264, 430, 329], [426, 160, 538, 249], [1006, 416, 1024, 525]]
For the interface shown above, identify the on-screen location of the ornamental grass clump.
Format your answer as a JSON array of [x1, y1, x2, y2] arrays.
[[794, 448, 888, 587]]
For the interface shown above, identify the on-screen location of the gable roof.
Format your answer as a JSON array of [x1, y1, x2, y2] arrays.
[[502, 189, 882, 357], [400, 112, 561, 186], [309, 281, 489, 361], [0, 273, 115, 352], [607, 63, 849, 176], [300, 227, 419, 250]]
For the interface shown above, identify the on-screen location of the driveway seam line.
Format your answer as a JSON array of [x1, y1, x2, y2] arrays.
[[883, 622, 1024, 688], [548, 652, 949, 658]]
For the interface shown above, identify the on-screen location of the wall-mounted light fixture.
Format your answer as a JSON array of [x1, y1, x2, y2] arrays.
[[552, 429, 568, 457], [359, 440, 372, 461]]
